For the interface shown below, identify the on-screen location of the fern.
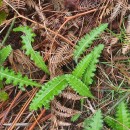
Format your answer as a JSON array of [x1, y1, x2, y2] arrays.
[[30, 74, 93, 110], [82, 44, 104, 86], [0, 45, 12, 92], [83, 109, 103, 130], [72, 51, 93, 79], [13, 26, 49, 74], [0, 36, 42, 91], [105, 101, 130, 130], [29, 44, 104, 110], [74, 23, 108, 61], [30, 75, 68, 110], [116, 101, 130, 130], [72, 44, 104, 80], [0, 67, 41, 90], [65, 74, 93, 98], [30, 25, 106, 110], [105, 116, 117, 130], [0, 45, 12, 65]]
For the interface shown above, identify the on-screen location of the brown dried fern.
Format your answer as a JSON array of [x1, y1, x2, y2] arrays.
[[9, 0, 26, 10], [49, 44, 73, 78], [79, 0, 102, 10], [61, 91, 83, 101], [52, 99, 80, 114], [109, 0, 128, 22], [25, 0, 46, 22]]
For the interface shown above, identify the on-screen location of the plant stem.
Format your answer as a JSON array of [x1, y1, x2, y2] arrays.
[[1, 18, 16, 45]]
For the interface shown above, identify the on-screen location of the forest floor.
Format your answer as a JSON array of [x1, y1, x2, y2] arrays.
[[0, 0, 130, 130]]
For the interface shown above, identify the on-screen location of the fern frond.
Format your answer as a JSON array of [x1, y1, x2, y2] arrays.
[[115, 101, 130, 130], [72, 51, 93, 78], [0, 67, 41, 90], [65, 74, 93, 98], [30, 75, 68, 110], [83, 109, 103, 130], [105, 101, 130, 130], [0, 45, 12, 65], [72, 44, 104, 79], [82, 44, 104, 86], [74, 23, 108, 61], [13, 26, 49, 74], [104, 116, 117, 130]]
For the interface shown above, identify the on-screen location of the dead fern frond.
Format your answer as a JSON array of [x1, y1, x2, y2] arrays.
[[52, 99, 80, 114], [52, 107, 76, 118], [49, 44, 73, 77], [9, 0, 26, 10], [51, 116, 71, 130], [79, 0, 102, 10], [25, 0, 46, 22], [51, 87, 83, 129], [50, 44, 73, 67], [109, 0, 128, 22], [8, 49, 38, 78], [61, 91, 83, 101]]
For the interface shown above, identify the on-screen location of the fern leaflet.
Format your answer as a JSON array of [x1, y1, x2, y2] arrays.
[[116, 101, 130, 130], [0, 67, 41, 90], [82, 44, 104, 87], [72, 44, 104, 79], [104, 116, 117, 130], [13, 26, 49, 74], [0, 45, 12, 65], [74, 23, 108, 61], [65, 74, 93, 98], [83, 109, 103, 130], [30, 75, 68, 110], [72, 52, 93, 79], [105, 101, 130, 130]]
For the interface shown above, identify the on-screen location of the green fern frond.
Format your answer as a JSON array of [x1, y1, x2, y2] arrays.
[[74, 23, 108, 61], [83, 109, 103, 130], [72, 44, 104, 79], [0, 67, 41, 90], [72, 52, 93, 79], [0, 45, 12, 65], [13, 26, 49, 74], [104, 116, 117, 130], [82, 44, 104, 86], [105, 101, 130, 130], [65, 74, 93, 98], [30, 75, 68, 110], [115, 101, 130, 130]]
